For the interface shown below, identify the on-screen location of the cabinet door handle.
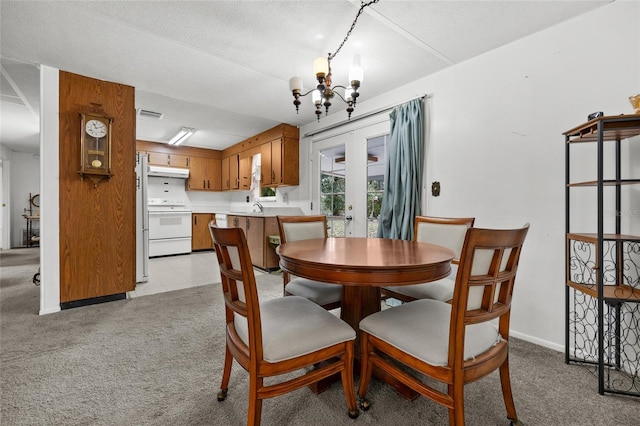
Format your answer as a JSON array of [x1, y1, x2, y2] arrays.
[[203, 180, 206, 188], [207, 180, 210, 189], [194, 216, 197, 225]]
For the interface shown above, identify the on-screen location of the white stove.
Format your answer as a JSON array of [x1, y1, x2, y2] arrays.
[[147, 198, 192, 257], [148, 198, 190, 211]]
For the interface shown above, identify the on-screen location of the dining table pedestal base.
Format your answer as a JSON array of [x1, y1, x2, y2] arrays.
[[307, 286, 419, 400], [342, 285, 419, 401]]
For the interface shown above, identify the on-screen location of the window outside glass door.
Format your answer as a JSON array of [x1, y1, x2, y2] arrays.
[[319, 146, 346, 237], [366, 134, 388, 238]]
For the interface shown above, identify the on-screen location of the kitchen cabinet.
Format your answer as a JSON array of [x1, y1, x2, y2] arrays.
[[147, 151, 190, 168], [229, 215, 279, 270], [261, 137, 299, 187], [192, 213, 215, 251], [221, 154, 240, 190], [239, 154, 252, 190], [563, 114, 640, 397], [188, 156, 221, 191], [220, 123, 299, 190], [260, 143, 272, 186], [221, 157, 230, 190]]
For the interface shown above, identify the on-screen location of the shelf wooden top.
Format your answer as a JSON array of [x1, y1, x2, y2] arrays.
[[564, 114, 640, 142], [567, 179, 640, 187], [568, 232, 640, 242]]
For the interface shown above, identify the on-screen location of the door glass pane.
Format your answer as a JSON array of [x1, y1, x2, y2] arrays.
[[320, 147, 345, 237], [366, 135, 388, 238]]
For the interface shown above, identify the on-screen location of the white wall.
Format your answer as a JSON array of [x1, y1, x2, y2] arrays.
[[39, 65, 60, 315], [298, 1, 640, 350], [8, 151, 40, 248]]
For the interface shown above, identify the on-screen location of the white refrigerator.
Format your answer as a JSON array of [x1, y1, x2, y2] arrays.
[[135, 153, 149, 283]]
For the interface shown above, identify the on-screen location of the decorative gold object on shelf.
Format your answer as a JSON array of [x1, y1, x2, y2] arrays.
[[629, 93, 640, 114], [79, 103, 113, 187]]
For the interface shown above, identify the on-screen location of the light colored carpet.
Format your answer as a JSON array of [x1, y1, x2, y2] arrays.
[[1, 248, 638, 425]]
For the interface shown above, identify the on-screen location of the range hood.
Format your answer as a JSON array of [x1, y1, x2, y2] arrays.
[[147, 165, 190, 179]]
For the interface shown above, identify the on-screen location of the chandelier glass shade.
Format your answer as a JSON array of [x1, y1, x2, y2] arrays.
[[289, 0, 379, 122]]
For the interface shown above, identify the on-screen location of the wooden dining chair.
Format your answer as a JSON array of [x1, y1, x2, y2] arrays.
[[209, 224, 358, 425], [276, 215, 342, 310], [382, 216, 475, 303], [358, 224, 529, 426]]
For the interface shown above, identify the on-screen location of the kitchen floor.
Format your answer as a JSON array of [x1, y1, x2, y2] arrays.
[[128, 250, 270, 298]]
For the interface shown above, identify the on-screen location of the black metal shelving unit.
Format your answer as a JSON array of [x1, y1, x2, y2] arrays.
[[564, 114, 640, 396]]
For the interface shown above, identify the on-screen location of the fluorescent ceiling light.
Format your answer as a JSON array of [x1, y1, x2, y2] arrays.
[[169, 127, 196, 146]]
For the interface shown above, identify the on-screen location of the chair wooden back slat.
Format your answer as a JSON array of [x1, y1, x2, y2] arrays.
[[450, 225, 529, 361], [209, 223, 264, 362]]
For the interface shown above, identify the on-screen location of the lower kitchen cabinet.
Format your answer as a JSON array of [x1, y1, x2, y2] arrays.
[[229, 215, 279, 270], [192, 213, 215, 251]]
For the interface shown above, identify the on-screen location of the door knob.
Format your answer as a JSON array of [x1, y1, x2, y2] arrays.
[[345, 216, 353, 221]]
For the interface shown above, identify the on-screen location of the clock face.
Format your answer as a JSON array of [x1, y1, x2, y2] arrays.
[[86, 119, 107, 138]]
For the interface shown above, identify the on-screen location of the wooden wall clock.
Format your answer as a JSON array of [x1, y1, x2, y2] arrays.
[[79, 111, 113, 186]]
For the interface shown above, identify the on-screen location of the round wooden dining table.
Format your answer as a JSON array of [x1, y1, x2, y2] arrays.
[[276, 237, 455, 399]]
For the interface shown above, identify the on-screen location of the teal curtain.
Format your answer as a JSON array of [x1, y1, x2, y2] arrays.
[[377, 98, 424, 240]]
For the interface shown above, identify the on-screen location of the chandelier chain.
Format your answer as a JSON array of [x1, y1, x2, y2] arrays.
[[328, 0, 380, 60]]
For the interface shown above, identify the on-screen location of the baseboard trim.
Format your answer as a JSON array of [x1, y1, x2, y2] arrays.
[[39, 306, 61, 315], [510, 330, 564, 353], [60, 293, 126, 310]]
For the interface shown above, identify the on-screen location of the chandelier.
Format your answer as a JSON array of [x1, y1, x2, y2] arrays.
[[289, 0, 380, 122]]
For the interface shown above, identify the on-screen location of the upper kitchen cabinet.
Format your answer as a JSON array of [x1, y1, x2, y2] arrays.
[[266, 136, 298, 187], [221, 154, 240, 191], [188, 156, 221, 191], [257, 124, 299, 187], [147, 151, 189, 168], [260, 142, 272, 186], [221, 156, 230, 190], [221, 123, 299, 190], [136, 141, 222, 192], [239, 153, 252, 190], [138, 123, 298, 193]]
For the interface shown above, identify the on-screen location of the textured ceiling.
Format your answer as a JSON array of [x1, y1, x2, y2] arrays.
[[0, 1, 610, 153]]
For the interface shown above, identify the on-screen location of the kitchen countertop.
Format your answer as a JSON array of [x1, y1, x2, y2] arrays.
[[190, 206, 304, 217], [223, 206, 304, 217]]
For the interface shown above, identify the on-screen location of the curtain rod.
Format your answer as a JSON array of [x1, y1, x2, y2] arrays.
[[304, 93, 430, 138]]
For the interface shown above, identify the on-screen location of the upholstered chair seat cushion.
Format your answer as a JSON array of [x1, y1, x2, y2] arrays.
[[384, 265, 458, 302], [359, 299, 501, 366], [286, 277, 342, 306], [236, 296, 355, 363]]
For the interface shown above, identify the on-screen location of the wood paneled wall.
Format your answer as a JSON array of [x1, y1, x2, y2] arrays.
[[59, 71, 136, 303]]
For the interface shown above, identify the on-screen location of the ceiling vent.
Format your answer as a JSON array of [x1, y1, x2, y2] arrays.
[[136, 109, 164, 120]]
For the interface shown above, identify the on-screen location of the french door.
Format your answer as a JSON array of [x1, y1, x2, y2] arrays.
[[311, 119, 390, 238]]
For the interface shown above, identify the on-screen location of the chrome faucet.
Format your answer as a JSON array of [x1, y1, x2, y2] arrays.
[[253, 201, 264, 212]]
